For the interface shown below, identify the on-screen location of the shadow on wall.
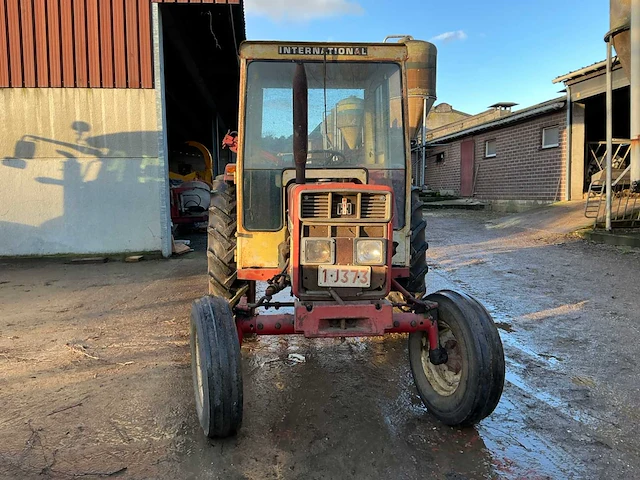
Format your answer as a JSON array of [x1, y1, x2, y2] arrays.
[[1, 122, 166, 256]]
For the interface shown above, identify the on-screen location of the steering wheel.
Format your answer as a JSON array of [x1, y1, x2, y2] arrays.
[[307, 149, 347, 167]]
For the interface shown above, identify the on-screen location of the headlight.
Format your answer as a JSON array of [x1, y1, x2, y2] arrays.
[[302, 238, 335, 264], [355, 239, 385, 265]]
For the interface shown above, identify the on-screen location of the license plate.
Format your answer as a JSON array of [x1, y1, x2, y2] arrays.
[[318, 266, 371, 288]]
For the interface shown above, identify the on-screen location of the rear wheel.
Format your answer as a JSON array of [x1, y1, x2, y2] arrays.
[[191, 295, 243, 438], [399, 188, 428, 296], [409, 290, 505, 426], [207, 174, 249, 306]]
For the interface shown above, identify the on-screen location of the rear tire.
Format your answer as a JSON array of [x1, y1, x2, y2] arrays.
[[207, 175, 249, 306], [408, 290, 505, 426], [190, 295, 243, 438], [399, 188, 428, 295]]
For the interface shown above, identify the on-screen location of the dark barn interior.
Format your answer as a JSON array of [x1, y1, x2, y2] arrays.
[[160, 3, 244, 176]]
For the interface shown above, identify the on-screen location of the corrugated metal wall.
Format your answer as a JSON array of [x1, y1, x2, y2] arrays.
[[0, 0, 240, 88]]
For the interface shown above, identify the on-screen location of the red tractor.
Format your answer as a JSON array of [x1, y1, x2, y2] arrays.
[[190, 38, 505, 438]]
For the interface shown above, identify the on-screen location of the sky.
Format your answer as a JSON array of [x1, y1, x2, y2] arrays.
[[243, 0, 610, 115]]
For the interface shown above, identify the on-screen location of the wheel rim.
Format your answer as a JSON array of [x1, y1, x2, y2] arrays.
[[194, 330, 205, 410], [420, 322, 463, 397]]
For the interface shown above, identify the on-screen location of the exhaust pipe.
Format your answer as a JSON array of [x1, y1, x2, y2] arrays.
[[293, 63, 308, 184]]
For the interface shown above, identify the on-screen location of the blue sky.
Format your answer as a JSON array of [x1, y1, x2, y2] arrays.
[[244, 0, 609, 115]]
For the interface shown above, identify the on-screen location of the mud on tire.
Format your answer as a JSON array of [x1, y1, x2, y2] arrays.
[[190, 295, 243, 438], [207, 175, 248, 306]]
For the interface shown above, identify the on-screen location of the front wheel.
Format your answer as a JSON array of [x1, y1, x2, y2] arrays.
[[409, 290, 505, 426], [191, 295, 243, 438]]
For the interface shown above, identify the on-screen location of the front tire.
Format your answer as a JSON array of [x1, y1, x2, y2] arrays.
[[409, 290, 505, 426], [191, 295, 243, 438]]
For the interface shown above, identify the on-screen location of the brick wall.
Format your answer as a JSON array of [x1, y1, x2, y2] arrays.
[[423, 109, 566, 201], [422, 143, 461, 193]]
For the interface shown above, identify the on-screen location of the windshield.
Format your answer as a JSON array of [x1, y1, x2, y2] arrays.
[[242, 61, 406, 231]]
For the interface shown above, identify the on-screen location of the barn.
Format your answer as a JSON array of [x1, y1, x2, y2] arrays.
[[0, 0, 245, 257]]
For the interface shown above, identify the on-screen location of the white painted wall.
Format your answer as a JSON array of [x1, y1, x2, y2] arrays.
[[0, 88, 170, 256]]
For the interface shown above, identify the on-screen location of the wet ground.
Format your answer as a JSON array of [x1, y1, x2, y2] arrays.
[[1, 208, 639, 479]]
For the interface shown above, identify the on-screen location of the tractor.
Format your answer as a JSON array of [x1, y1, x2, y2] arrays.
[[190, 37, 505, 438]]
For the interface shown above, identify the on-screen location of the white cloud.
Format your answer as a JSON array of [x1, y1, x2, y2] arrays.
[[244, 0, 364, 22], [430, 30, 468, 43]]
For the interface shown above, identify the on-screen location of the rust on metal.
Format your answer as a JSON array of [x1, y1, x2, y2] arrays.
[[235, 304, 433, 339], [237, 268, 282, 281]]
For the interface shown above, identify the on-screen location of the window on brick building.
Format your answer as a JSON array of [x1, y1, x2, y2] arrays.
[[542, 126, 560, 148], [485, 139, 496, 158]]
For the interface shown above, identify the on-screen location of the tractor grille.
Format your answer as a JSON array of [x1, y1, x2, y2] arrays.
[[300, 191, 390, 221], [301, 193, 330, 218], [360, 193, 387, 219]]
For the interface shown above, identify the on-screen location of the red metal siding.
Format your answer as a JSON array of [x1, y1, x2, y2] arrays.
[[6, 0, 22, 87], [0, 0, 239, 89], [0, 0, 9, 87], [33, 0, 48, 87], [60, 0, 75, 87], [86, 1, 102, 87], [47, 0, 62, 87], [112, 0, 127, 88], [20, 0, 36, 87], [125, 0, 141, 87], [74, 0, 89, 87], [99, 0, 115, 88], [138, 0, 153, 88]]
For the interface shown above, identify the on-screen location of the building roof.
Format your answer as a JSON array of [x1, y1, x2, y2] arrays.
[[552, 58, 620, 84], [425, 97, 566, 145]]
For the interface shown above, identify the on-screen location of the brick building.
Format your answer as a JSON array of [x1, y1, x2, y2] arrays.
[[420, 98, 567, 207]]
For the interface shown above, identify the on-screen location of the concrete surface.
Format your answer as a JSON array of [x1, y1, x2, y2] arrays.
[[486, 200, 591, 234], [1, 207, 639, 479], [0, 88, 170, 256]]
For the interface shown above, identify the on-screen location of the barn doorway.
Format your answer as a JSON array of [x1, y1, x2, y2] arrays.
[[155, 2, 244, 241]]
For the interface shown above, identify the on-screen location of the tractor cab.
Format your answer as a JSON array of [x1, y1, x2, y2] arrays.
[[234, 40, 436, 296]]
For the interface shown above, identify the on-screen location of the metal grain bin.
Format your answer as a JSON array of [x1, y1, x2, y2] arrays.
[[403, 38, 437, 139], [610, 0, 631, 79]]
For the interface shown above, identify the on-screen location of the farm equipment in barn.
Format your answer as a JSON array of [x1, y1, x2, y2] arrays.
[[190, 37, 505, 438], [169, 141, 214, 227]]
